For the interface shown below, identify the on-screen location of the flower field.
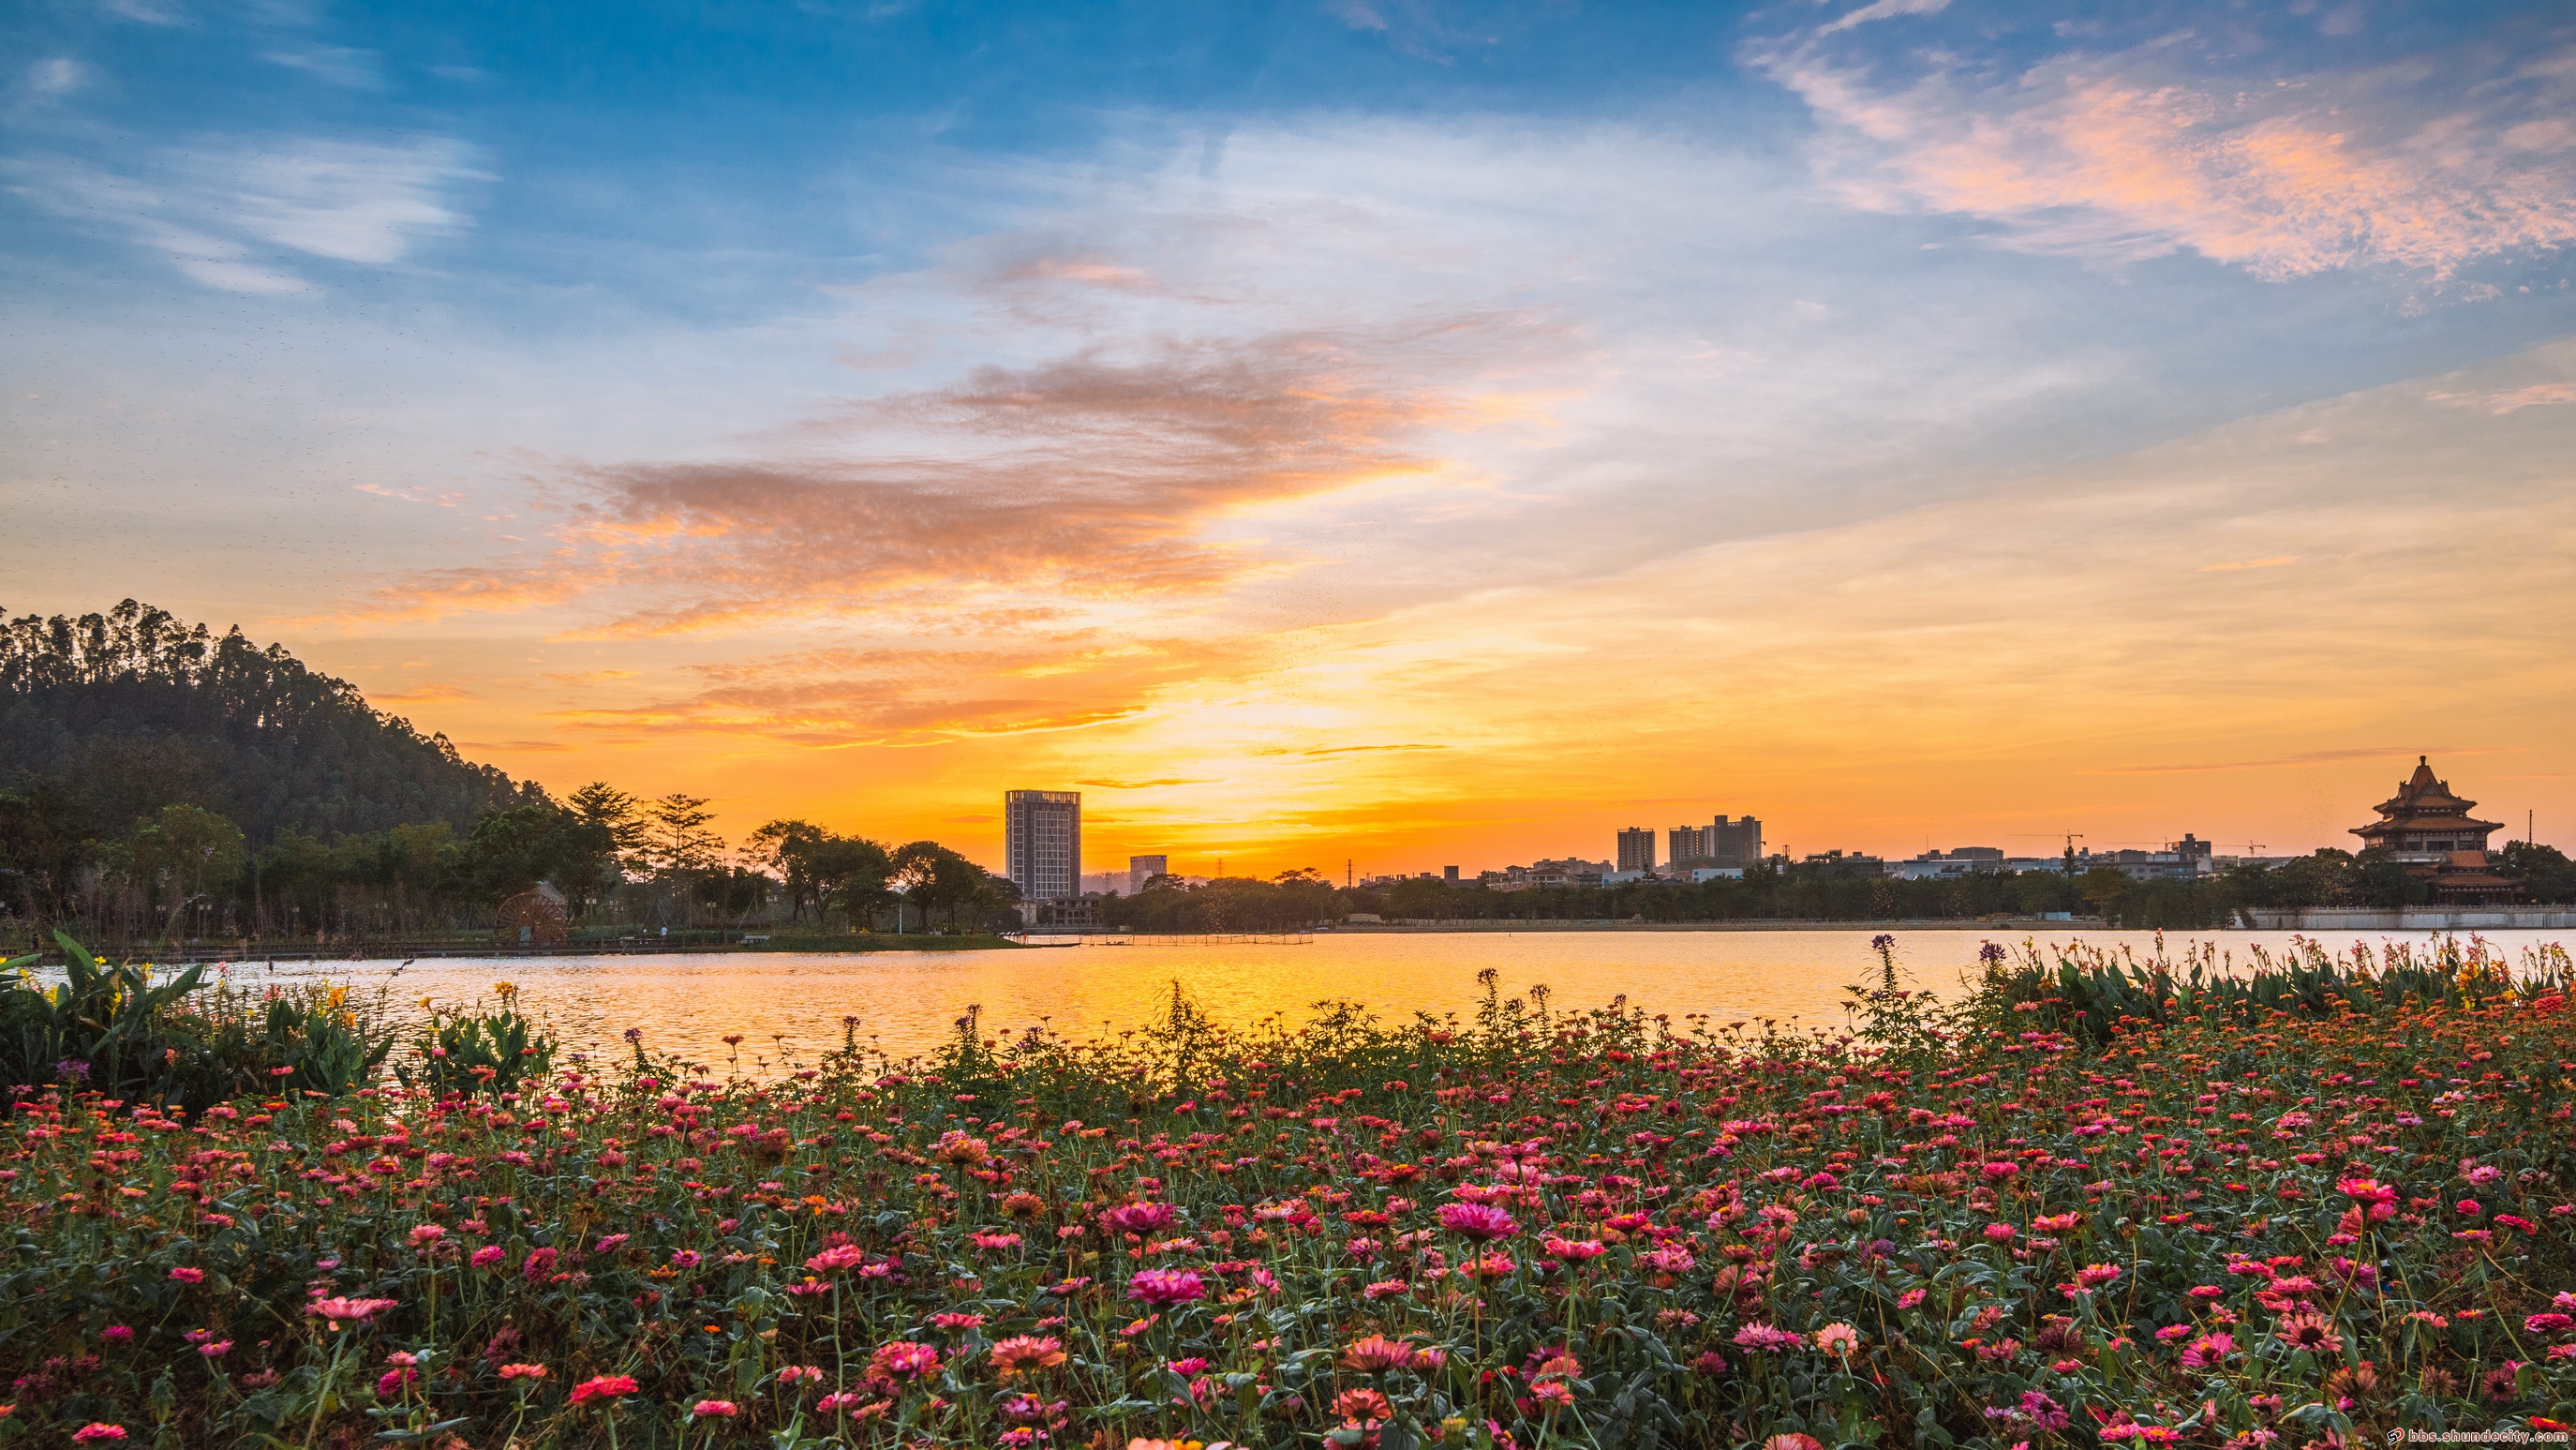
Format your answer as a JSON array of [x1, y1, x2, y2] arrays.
[[3, 938, 2575, 1449]]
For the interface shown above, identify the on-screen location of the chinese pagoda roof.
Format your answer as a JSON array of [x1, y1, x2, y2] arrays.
[[2353, 755, 2502, 837]]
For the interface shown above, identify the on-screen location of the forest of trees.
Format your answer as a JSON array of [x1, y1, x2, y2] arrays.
[[0, 602, 1024, 948], [1335, 842, 2576, 929]]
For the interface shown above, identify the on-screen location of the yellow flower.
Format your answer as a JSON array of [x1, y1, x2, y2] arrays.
[[494, 981, 518, 1000]]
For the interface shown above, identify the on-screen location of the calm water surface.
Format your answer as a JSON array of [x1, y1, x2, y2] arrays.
[[208, 927, 2574, 1069]]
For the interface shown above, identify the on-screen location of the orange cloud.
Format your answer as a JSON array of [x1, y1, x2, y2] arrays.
[[1756, 39, 2576, 279], [2428, 382, 2576, 414], [339, 320, 1538, 635]]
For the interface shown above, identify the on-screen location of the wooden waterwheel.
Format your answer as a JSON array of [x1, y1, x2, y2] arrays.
[[493, 890, 571, 948]]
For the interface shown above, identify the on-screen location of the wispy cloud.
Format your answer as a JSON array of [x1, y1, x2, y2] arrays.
[[96, 0, 185, 24], [2093, 747, 2483, 776], [1749, 20, 2576, 280], [375, 681, 482, 704], [2428, 382, 2576, 414], [16, 58, 89, 109], [6, 134, 484, 291], [262, 46, 383, 90], [343, 317, 1539, 632]]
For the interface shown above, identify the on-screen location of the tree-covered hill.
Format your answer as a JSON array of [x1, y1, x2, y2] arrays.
[[1, 599, 540, 846]]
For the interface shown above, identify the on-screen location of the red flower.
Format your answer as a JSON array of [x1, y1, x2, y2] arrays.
[[571, 1375, 639, 1406]]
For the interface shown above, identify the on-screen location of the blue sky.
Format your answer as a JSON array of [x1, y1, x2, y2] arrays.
[[6, 0, 2575, 869]]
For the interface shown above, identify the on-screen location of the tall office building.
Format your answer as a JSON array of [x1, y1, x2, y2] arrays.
[[1128, 854, 1169, 895], [1616, 827, 1657, 874], [1004, 790, 1082, 902]]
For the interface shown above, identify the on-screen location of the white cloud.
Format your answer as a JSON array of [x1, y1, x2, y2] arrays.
[[7, 135, 486, 291], [97, 0, 185, 23], [1819, 0, 1951, 36], [262, 46, 384, 90], [21, 57, 88, 105]]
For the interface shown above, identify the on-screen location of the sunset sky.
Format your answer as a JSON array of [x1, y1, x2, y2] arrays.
[[6, 0, 2574, 877]]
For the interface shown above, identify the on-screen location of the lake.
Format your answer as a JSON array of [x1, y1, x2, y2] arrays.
[[203, 924, 2574, 1070]]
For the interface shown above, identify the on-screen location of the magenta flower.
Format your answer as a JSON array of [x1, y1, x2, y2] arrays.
[[1103, 1202, 1178, 1235], [869, 1340, 942, 1380], [1125, 1268, 1206, 1305], [1437, 1202, 1518, 1241], [169, 1267, 205, 1283]]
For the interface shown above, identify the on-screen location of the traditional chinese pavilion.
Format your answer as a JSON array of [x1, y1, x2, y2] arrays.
[[2350, 756, 2518, 904]]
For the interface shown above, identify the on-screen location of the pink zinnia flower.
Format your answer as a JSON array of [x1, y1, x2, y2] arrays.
[[692, 1401, 738, 1418], [1103, 1202, 1178, 1235], [306, 1297, 398, 1328], [1125, 1268, 1206, 1305], [1437, 1202, 1518, 1241], [870, 1340, 942, 1380], [805, 1244, 865, 1274], [2181, 1333, 2236, 1369], [169, 1267, 205, 1283], [73, 1426, 127, 1442]]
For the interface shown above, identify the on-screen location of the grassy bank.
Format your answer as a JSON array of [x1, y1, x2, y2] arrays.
[[1, 938, 2572, 1448]]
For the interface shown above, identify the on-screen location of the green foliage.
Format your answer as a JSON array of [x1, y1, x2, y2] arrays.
[[0, 932, 394, 1109], [258, 988, 398, 1096], [394, 996, 556, 1097], [1103, 871, 1340, 932]]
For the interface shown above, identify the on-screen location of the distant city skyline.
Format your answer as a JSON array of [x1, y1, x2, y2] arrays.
[[990, 758, 2551, 887]]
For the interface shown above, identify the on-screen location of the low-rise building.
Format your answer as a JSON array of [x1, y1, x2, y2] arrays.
[[1482, 858, 1611, 891], [1885, 846, 2006, 880]]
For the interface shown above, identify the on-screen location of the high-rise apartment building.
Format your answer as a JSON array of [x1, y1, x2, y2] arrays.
[[1670, 815, 1764, 868], [1708, 815, 1763, 867], [1128, 855, 1169, 895], [1004, 790, 1081, 903], [1616, 827, 1657, 874]]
